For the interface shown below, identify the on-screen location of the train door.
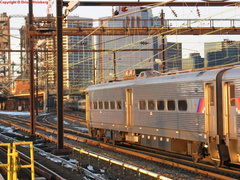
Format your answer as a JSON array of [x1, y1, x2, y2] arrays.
[[126, 89, 133, 126], [224, 82, 238, 162], [85, 92, 92, 135], [205, 83, 217, 136], [205, 83, 219, 161], [224, 82, 237, 138]]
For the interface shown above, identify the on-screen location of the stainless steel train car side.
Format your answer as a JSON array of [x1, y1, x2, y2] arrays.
[[86, 67, 240, 165]]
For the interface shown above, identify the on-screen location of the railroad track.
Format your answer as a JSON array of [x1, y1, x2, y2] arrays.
[[117, 143, 240, 179], [64, 112, 87, 126], [0, 112, 239, 180], [0, 114, 168, 180]]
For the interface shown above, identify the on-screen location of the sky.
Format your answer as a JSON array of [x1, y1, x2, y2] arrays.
[[0, 0, 240, 64]]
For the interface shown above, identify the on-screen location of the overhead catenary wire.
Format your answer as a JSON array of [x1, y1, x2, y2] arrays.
[[67, 0, 176, 50], [30, 3, 240, 84], [67, 25, 240, 82]]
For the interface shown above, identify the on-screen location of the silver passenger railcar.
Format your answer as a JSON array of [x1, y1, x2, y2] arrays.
[[86, 66, 240, 165]]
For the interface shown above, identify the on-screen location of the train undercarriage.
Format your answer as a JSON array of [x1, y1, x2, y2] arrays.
[[90, 128, 231, 166]]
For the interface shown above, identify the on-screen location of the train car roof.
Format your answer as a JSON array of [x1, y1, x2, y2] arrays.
[[222, 66, 240, 80], [86, 67, 236, 91]]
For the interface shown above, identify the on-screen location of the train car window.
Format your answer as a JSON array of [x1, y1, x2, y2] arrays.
[[99, 101, 103, 109], [110, 101, 115, 109], [178, 100, 187, 111], [157, 100, 164, 110], [104, 101, 109, 109], [167, 100, 175, 111], [139, 100, 146, 110], [148, 100, 155, 110], [116, 101, 122, 109], [230, 84, 235, 106], [209, 85, 214, 106], [93, 102, 98, 109]]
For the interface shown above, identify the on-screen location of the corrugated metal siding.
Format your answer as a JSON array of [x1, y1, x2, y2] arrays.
[[235, 81, 240, 137], [90, 88, 126, 101], [235, 80, 240, 137], [133, 112, 205, 132], [91, 110, 126, 124], [178, 113, 205, 131], [237, 116, 240, 137], [89, 87, 126, 125], [132, 79, 206, 134], [133, 111, 178, 129], [235, 81, 240, 97], [133, 81, 204, 99]]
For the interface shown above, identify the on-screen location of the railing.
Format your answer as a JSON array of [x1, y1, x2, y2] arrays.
[[0, 142, 35, 180]]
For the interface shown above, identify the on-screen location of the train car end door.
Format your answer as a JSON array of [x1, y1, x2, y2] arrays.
[[126, 89, 133, 126], [224, 82, 239, 163]]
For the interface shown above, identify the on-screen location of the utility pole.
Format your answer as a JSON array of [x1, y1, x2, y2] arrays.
[[35, 52, 38, 116], [20, 28, 23, 73], [160, 9, 166, 73], [29, 0, 36, 136], [56, 0, 64, 149], [111, 51, 121, 81], [92, 48, 97, 85]]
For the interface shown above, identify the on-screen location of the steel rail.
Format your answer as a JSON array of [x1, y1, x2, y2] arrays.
[[0, 115, 172, 179], [1, 114, 239, 179]]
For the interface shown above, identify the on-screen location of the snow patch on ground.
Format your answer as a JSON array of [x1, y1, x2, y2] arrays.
[[0, 110, 30, 116]]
